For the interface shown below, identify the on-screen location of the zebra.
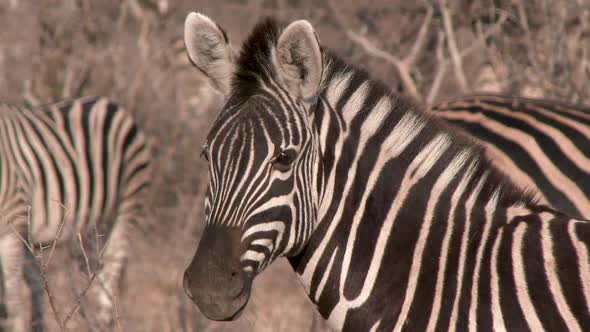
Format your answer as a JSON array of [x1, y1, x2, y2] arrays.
[[0, 96, 151, 331], [429, 94, 590, 220], [181, 13, 590, 331]]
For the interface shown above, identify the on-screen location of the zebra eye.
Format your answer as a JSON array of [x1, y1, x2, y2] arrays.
[[272, 150, 296, 172]]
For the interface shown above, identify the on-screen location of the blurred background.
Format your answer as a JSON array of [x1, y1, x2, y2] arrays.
[[0, 0, 588, 331]]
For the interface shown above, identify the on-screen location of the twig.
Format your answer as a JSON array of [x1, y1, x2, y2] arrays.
[[23, 80, 41, 108], [78, 232, 92, 278], [38, 261, 64, 330], [62, 61, 89, 99], [62, 63, 76, 99], [223, 3, 322, 20], [403, 5, 434, 69], [326, 0, 430, 102], [8, 221, 34, 257], [114, 293, 123, 332], [93, 218, 104, 261], [514, 0, 547, 89], [117, 0, 130, 31], [11, 218, 65, 330], [61, 262, 101, 328], [439, 0, 468, 92], [460, 11, 509, 58], [26, 205, 32, 250], [10, 200, 109, 331], [44, 200, 70, 270], [427, 29, 449, 104]]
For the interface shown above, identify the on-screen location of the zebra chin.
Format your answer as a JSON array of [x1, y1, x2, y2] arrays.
[[183, 226, 254, 321]]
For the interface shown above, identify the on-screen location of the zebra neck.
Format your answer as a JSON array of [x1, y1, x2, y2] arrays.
[[289, 55, 542, 329]]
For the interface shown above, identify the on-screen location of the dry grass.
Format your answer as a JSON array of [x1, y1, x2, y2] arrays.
[[1, 0, 588, 331]]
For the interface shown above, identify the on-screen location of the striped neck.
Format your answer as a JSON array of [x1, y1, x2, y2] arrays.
[[289, 52, 539, 329], [309, 53, 536, 229]]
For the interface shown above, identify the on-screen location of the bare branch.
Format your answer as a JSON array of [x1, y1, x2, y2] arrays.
[[44, 200, 70, 269], [93, 218, 104, 260], [78, 232, 92, 278], [326, 0, 426, 102], [62, 63, 76, 99], [39, 263, 64, 330], [461, 11, 509, 57], [344, 31, 422, 101], [117, 0, 130, 32], [8, 222, 34, 255], [343, 30, 403, 66], [62, 61, 89, 99], [573, 8, 589, 98], [23, 80, 40, 108], [11, 213, 65, 330], [62, 264, 101, 328], [427, 29, 449, 104], [26, 205, 32, 249], [439, 0, 468, 92], [403, 5, 434, 68], [114, 294, 123, 332], [10, 200, 110, 331]]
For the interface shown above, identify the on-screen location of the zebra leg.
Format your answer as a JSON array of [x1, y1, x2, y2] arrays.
[[23, 245, 44, 332], [86, 219, 128, 328], [0, 232, 30, 332]]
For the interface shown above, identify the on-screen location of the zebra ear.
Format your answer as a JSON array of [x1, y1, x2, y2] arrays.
[[276, 20, 323, 102], [184, 12, 233, 95]]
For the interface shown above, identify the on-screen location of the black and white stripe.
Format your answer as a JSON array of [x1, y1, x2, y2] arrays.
[[0, 96, 151, 331], [182, 15, 590, 331], [430, 94, 590, 219]]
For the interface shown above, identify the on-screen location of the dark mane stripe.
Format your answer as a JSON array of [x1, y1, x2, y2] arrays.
[[233, 18, 281, 95]]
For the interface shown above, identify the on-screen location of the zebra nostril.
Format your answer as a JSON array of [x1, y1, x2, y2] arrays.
[[227, 268, 245, 298], [183, 272, 193, 299]]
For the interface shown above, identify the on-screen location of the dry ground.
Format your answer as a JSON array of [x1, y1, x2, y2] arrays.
[[1, 0, 588, 331]]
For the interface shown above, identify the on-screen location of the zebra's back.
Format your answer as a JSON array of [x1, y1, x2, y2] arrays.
[[0, 96, 151, 242], [430, 94, 590, 219]]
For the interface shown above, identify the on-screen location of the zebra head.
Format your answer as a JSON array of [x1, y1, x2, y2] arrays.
[[182, 13, 324, 320]]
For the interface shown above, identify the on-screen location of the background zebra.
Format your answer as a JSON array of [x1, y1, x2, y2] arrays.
[[181, 14, 590, 331], [0, 96, 151, 331], [429, 95, 590, 220]]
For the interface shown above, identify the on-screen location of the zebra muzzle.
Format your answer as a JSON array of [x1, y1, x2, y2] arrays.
[[183, 226, 252, 321]]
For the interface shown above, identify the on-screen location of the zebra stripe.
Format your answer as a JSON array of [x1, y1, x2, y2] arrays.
[[182, 15, 590, 331], [430, 95, 590, 219], [0, 96, 151, 331]]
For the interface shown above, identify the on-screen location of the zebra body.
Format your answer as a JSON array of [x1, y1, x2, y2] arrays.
[[0, 96, 151, 331], [430, 95, 590, 219], [182, 14, 590, 331]]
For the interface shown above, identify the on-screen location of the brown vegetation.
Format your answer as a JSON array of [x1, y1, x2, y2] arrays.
[[0, 0, 588, 331]]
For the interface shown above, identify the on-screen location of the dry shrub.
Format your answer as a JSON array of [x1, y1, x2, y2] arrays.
[[1, 0, 587, 331]]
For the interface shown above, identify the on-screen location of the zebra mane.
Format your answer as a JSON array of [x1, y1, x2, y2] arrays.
[[326, 52, 543, 209], [232, 18, 282, 97], [229, 17, 538, 209]]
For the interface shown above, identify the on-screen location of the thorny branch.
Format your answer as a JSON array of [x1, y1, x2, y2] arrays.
[[326, 1, 512, 104], [327, 0, 432, 102], [44, 200, 69, 270], [10, 201, 109, 331]]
